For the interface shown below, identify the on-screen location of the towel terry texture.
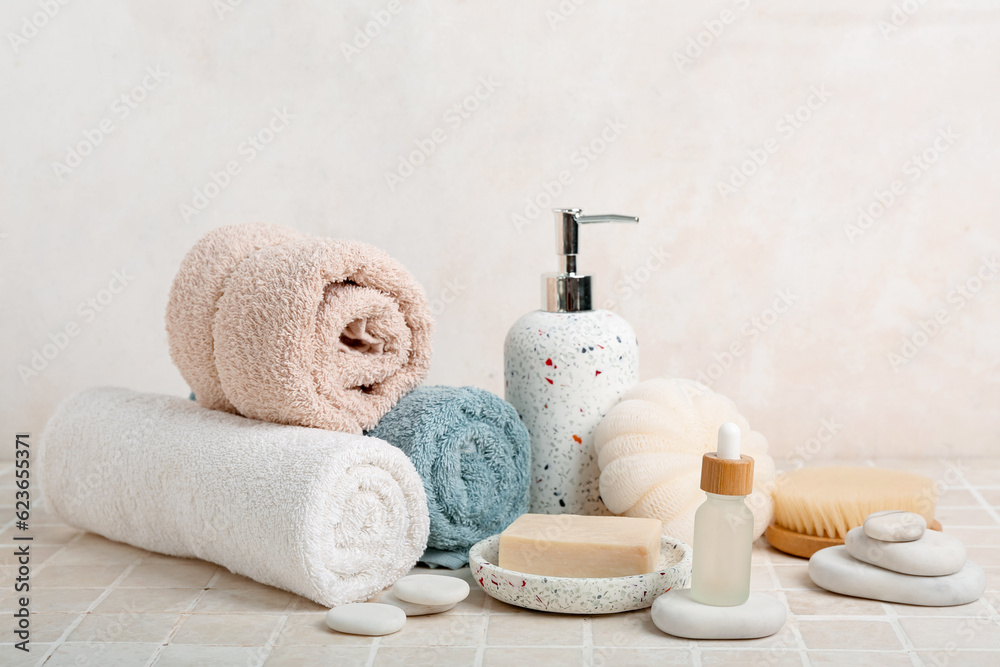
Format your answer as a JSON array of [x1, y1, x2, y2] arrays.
[[166, 223, 433, 434], [39, 387, 430, 607], [369, 385, 531, 566]]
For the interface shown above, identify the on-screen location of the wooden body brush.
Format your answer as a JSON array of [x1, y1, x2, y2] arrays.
[[765, 466, 941, 558]]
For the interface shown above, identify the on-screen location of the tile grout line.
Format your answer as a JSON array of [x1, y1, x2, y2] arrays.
[[689, 640, 702, 667], [880, 600, 920, 666], [944, 456, 1000, 607], [419, 643, 922, 652], [581, 615, 593, 667], [108, 642, 920, 656], [979, 592, 1000, 631], [364, 587, 399, 667], [472, 593, 491, 667], [244, 593, 300, 665], [147, 567, 223, 666], [943, 459, 1000, 526], [254, 612, 290, 667], [760, 539, 810, 666], [940, 459, 1000, 637], [35, 554, 145, 666], [0, 495, 84, 666], [363, 636, 381, 667], [18, 530, 96, 666], [19, 529, 87, 580]]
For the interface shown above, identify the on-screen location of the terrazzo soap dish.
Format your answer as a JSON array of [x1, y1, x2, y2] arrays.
[[468, 526, 691, 614]]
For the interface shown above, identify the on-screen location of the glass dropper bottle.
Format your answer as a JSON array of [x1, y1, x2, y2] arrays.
[[690, 423, 755, 606]]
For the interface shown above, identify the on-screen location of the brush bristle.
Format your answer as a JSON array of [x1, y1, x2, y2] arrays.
[[772, 466, 937, 539]]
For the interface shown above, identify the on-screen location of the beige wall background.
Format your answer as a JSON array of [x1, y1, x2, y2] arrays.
[[3, 1, 998, 461]]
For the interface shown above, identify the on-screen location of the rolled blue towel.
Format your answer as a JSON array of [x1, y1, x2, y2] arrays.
[[369, 385, 530, 567]]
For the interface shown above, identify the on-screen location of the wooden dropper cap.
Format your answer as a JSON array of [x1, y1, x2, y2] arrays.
[[700, 423, 755, 496]]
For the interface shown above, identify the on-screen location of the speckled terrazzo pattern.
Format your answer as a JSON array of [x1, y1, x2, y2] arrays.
[[468, 535, 692, 614], [504, 310, 639, 515]]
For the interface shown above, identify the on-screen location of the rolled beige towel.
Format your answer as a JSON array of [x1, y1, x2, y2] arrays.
[[167, 223, 433, 433]]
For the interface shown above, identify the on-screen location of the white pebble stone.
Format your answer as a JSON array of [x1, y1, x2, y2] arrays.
[[809, 546, 985, 606], [392, 574, 470, 606], [863, 510, 926, 542], [325, 603, 405, 636], [846, 526, 965, 576], [651, 589, 786, 640], [379, 590, 457, 616]]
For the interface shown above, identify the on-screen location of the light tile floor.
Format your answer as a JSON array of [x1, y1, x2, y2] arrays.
[[1, 458, 999, 666]]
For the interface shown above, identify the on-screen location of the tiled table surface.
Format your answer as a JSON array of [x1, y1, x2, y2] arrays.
[[2, 458, 999, 667]]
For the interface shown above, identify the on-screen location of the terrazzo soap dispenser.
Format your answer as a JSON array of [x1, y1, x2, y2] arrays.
[[690, 423, 755, 606], [504, 208, 640, 515]]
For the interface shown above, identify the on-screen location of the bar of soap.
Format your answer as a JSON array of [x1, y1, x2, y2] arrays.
[[498, 513, 662, 578]]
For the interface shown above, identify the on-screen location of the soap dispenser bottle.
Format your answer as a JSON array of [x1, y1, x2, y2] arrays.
[[690, 423, 755, 606], [504, 208, 640, 516]]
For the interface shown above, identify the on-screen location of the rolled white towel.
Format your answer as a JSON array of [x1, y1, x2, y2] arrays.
[[39, 387, 429, 607]]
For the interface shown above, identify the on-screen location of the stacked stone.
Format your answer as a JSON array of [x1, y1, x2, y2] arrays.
[[809, 511, 985, 606]]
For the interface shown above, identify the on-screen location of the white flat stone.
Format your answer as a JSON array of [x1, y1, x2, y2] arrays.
[[325, 603, 406, 636], [810, 546, 985, 606], [846, 526, 965, 576], [651, 589, 786, 640], [392, 574, 470, 606], [378, 589, 457, 616], [863, 510, 926, 542]]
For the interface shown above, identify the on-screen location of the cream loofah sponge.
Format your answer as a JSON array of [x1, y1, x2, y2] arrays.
[[594, 378, 776, 547]]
